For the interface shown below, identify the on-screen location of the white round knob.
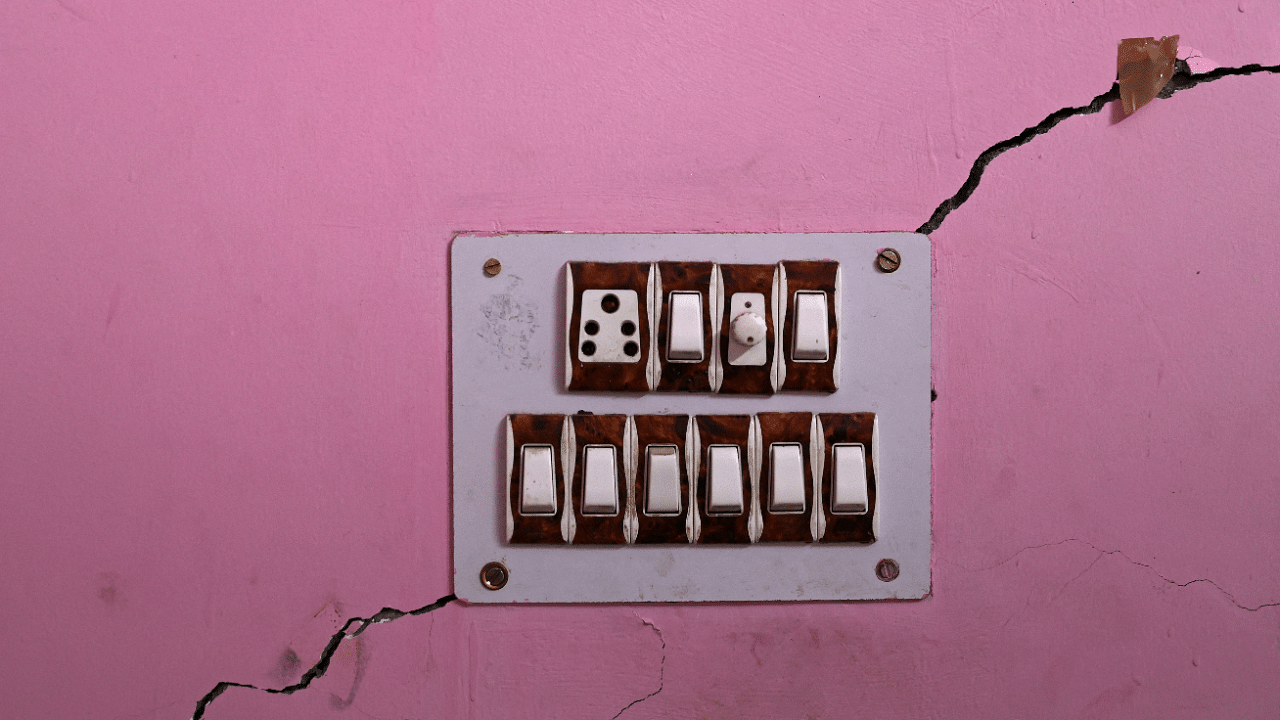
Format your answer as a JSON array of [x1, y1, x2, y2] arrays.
[[730, 312, 766, 347]]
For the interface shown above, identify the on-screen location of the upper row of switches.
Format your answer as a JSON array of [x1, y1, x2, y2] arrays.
[[505, 412, 877, 544], [564, 260, 841, 394]]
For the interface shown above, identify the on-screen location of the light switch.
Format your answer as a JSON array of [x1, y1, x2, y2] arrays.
[[831, 443, 868, 514], [581, 445, 619, 515], [520, 444, 557, 515], [667, 291, 704, 362], [791, 291, 829, 362], [706, 445, 744, 515], [768, 443, 805, 513], [644, 445, 682, 515]]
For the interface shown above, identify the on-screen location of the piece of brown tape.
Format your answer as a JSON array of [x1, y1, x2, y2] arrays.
[[1118, 35, 1179, 116]]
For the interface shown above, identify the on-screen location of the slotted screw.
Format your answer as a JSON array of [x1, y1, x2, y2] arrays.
[[876, 248, 901, 273], [480, 561, 509, 590], [483, 258, 502, 277], [876, 558, 900, 582]]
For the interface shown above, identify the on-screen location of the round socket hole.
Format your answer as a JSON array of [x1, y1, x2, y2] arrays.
[[620, 320, 636, 336], [744, 301, 752, 308], [623, 341, 639, 357], [584, 320, 600, 336], [581, 341, 597, 356], [600, 294, 620, 313]]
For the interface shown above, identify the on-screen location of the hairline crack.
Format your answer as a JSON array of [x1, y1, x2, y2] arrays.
[[609, 614, 667, 720]]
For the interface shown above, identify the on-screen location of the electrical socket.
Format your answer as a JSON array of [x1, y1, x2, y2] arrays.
[[577, 289, 642, 363], [565, 262, 653, 392]]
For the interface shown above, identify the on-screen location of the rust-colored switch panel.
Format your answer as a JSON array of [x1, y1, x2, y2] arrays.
[[817, 413, 876, 543], [633, 414, 694, 544], [693, 414, 756, 543], [780, 261, 840, 393], [654, 262, 716, 392], [567, 414, 630, 544], [756, 412, 816, 543], [566, 262, 653, 392], [506, 414, 569, 544]]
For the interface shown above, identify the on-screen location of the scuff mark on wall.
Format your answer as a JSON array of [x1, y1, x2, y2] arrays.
[[477, 275, 541, 371]]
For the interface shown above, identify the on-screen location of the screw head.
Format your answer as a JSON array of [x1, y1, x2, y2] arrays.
[[480, 561, 508, 590], [876, 248, 902, 273], [483, 258, 502, 277], [875, 558, 900, 582]]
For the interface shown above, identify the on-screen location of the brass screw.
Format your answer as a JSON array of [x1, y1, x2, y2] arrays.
[[483, 258, 502, 277], [875, 558, 900, 582], [480, 561, 509, 590], [876, 248, 901, 273]]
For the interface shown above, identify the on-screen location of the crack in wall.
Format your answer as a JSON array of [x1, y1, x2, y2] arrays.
[[917, 61, 1280, 235], [608, 615, 666, 720], [964, 538, 1280, 613], [189, 593, 457, 720]]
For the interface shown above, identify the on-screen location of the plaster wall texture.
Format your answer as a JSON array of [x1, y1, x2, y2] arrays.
[[1, 1, 1278, 718]]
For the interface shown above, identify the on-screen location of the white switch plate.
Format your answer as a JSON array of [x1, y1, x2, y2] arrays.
[[451, 233, 931, 603]]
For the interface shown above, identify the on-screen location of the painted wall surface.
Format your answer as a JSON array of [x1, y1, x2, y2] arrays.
[[2, 1, 1278, 718]]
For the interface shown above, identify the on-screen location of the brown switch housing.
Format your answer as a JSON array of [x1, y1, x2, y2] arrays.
[[717, 264, 777, 395], [568, 413, 629, 544], [506, 414, 568, 544], [633, 414, 693, 544], [654, 262, 715, 393], [780, 260, 839, 393], [817, 412, 876, 543], [693, 414, 754, 543], [756, 412, 815, 543]]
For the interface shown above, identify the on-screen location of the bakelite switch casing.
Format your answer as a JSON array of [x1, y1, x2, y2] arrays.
[[780, 260, 840, 393]]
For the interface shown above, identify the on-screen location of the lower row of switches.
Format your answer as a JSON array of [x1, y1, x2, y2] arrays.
[[504, 413, 876, 544]]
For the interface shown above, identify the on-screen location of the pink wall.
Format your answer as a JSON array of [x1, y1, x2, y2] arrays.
[[2, 1, 1278, 718]]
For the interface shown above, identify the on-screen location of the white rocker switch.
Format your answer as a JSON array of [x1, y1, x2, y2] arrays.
[[667, 291, 705, 362], [644, 445, 682, 515], [581, 445, 620, 516], [706, 445, 744, 515], [768, 443, 806, 513], [792, 291, 829, 362], [831, 443, 869, 514], [520, 444, 558, 515]]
